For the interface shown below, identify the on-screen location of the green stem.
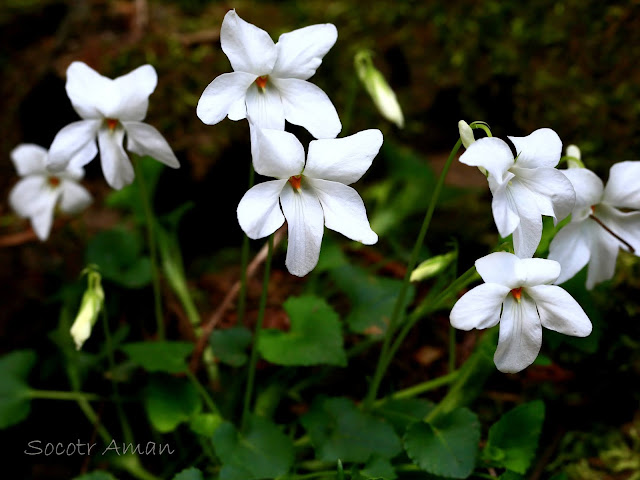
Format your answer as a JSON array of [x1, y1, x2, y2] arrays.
[[449, 325, 456, 373], [237, 164, 255, 324], [186, 370, 220, 415], [134, 158, 164, 340], [294, 471, 338, 480], [241, 234, 274, 430], [28, 390, 102, 402], [372, 371, 459, 407], [364, 139, 463, 408]]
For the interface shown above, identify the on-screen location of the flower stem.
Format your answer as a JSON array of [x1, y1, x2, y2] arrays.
[[186, 369, 220, 415], [28, 390, 102, 402], [372, 370, 459, 407], [449, 325, 456, 373], [134, 158, 164, 340], [241, 234, 274, 431], [364, 139, 463, 409], [237, 164, 255, 324]]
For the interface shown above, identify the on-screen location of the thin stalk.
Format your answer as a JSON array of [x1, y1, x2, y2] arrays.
[[364, 139, 463, 408], [449, 326, 456, 373], [185, 370, 220, 415], [237, 164, 255, 324], [241, 234, 274, 430], [28, 390, 102, 402], [294, 472, 338, 480], [134, 158, 164, 339], [372, 370, 459, 407]]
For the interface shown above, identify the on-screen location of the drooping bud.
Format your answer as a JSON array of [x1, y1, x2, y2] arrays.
[[458, 120, 475, 149], [565, 144, 585, 169], [410, 251, 456, 282], [70, 267, 104, 350], [355, 50, 404, 128]]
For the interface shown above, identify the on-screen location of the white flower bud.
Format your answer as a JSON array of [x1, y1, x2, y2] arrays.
[[565, 144, 584, 168], [70, 270, 104, 350], [458, 120, 475, 149], [355, 51, 404, 128]]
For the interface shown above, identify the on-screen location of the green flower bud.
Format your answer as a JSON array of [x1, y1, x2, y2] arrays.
[[70, 268, 104, 350], [458, 120, 475, 149], [410, 251, 457, 282], [355, 50, 404, 128]]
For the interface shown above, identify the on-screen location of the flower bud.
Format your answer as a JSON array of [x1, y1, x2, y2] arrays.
[[458, 120, 475, 149], [565, 144, 585, 168], [410, 251, 456, 282], [70, 269, 104, 350], [355, 51, 404, 128]]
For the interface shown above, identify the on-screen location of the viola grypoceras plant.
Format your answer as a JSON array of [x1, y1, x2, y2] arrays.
[[196, 10, 341, 139], [9, 144, 92, 240], [459, 128, 576, 258], [450, 251, 592, 373], [237, 128, 382, 276], [47, 62, 180, 190], [549, 146, 640, 288]]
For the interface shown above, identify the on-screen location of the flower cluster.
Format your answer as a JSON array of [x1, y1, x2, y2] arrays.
[[8, 62, 179, 239], [197, 10, 380, 277]]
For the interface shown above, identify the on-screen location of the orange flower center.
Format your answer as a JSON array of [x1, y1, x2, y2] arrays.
[[48, 176, 61, 187], [510, 287, 522, 301], [255, 75, 269, 89], [288, 175, 302, 191], [106, 118, 119, 130]]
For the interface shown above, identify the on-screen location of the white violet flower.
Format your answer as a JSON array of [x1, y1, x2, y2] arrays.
[[450, 252, 592, 373], [459, 128, 576, 258], [47, 62, 180, 190], [548, 160, 640, 289], [237, 128, 382, 277], [196, 10, 341, 139], [9, 144, 92, 240]]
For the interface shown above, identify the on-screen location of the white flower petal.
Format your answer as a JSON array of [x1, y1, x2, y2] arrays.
[[475, 251, 522, 288], [516, 258, 561, 286], [508, 180, 544, 258], [509, 128, 562, 169], [272, 24, 337, 80], [11, 144, 48, 176], [30, 190, 60, 241], [68, 139, 99, 171], [459, 137, 514, 185], [602, 161, 640, 210], [245, 83, 285, 130], [450, 283, 509, 331], [489, 174, 520, 238], [254, 129, 305, 178], [220, 10, 276, 75], [597, 203, 640, 254], [98, 125, 134, 190], [280, 183, 324, 277], [561, 168, 604, 221], [512, 167, 576, 223], [272, 78, 341, 139], [548, 222, 591, 285], [196, 72, 256, 125], [112, 64, 158, 121], [48, 120, 101, 171], [123, 121, 180, 168], [65, 62, 118, 119], [527, 285, 592, 337], [237, 179, 287, 239], [494, 294, 542, 373], [305, 129, 383, 184], [58, 180, 92, 214], [585, 218, 619, 289], [9, 176, 49, 218], [306, 178, 377, 244]]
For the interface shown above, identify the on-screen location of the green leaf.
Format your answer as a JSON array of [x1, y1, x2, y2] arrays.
[[86, 228, 151, 288], [210, 326, 252, 367], [331, 265, 414, 335], [172, 467, 203, 480], [500, 472, 525, 480], [73, 473, 118, 480], [189, 412, 223, 437], [258, 295, 347, 366], [403, 407, 480, 479], [121, 341, 193, 374], [144, 376, 201, 433], [301, 397, 402, 463], [0, 350, 36, 429], [374, 398, 435, 434], [486, 400, 545, 474], [359, 455, 397, 480], [212, 414, 294, 480]]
